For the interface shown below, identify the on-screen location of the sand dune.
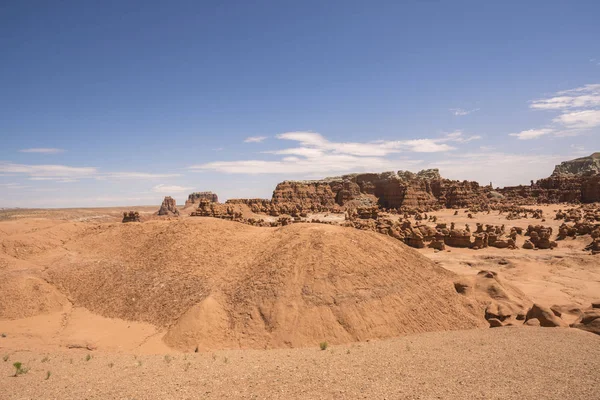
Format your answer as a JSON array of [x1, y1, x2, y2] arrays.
[[31, 218, 485, 350]]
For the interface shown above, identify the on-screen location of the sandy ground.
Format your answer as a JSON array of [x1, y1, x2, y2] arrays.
[[0, 328, 598, 399], [1, 204, 599, 399], [415, 206, 600, 308]]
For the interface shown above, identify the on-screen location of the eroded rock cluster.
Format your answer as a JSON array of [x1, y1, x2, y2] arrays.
[[122, 211, 140, 223], [184, 192, 219, 208]]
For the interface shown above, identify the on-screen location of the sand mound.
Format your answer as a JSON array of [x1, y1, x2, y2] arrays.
[[42, 218, 486, 350], [0, 272, 69, 319]]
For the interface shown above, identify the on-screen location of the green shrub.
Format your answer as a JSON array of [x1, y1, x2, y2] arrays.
[[13, 362, 28, 376], [319, 341, 328, 351]]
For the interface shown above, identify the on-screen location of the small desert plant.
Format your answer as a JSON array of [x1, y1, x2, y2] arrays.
[[164, 355, 173, 363], [108, 362, 114, 368], [223, 357, 229, 364], [45, 371, 51, 380], [1, 333, 6, 338], [85, 354, 92, 362], [137, 360, 142, 367], [184, 362, 191, 372], [13, 362, 28, 376], [211, 353, 217, 361], [41, 356, 50, 363], [346, 349, 351, 355], [3, 354, 9, 362], [319, 341, 328, 351]]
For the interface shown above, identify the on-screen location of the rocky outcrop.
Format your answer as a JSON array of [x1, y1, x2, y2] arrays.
[[268, 169, 490, 211], [525, 304, 568, 328], [157, 196, 179, 216], [122, 211, 140, 223], [185, 192, 219, 208], [552, 152, 600, 176], [498, 153, 600, 204]]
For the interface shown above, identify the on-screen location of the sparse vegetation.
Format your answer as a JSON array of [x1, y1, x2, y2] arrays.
[[1, 333, 6, 338], [13, 362, 29, 376], [184, 362, 191, 371], [45, 371, 51, 380], [3, 354, 9, 362], [108, 362, 114, 368], [85, 354, 92, 361], [41, 356, 50, 363], [137, 360, 142, 367], [164, 355, 173, 363], [224, 357, 229, 364], [319, 341, 328, 351], [211, 353, 217, 361]]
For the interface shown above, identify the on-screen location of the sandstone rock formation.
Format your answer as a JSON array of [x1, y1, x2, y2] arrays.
[[157, 196, 180, 216], [570, 302, 600, 335], [525, 304, 568, 328], [122, 211, 140, 223], [268, 169, 491, 212], [498, 153, 600, 204], [184, 192, 219, 208], [553, 152, 600, 175]]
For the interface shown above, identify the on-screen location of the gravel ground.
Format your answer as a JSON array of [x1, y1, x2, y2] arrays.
[[1, 327, 599, 399]]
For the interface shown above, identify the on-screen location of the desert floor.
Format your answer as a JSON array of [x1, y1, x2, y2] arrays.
[[1, 204, 599, 399]]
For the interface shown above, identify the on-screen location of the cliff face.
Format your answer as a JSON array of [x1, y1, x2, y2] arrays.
[[189, 154, 599, 216], [552, 153, 600, 176], [269, 169, 490, 210], [498, 153, 600, 204]]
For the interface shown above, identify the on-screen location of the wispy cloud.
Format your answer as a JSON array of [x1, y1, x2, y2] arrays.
[[530, 84, 600, 110], [244, 136, 268, 143], [19, 148, 65, 154], [0, 162, 180, 182], [29, 177, 78, 183], [552, 109, 600, 129], [0, 162, 97, 177], [509, 128, 554, 140], [103, 172, 182, 180], [152, 184, 192, 193], [511, 83, 600, 140], [450, 108, 480, 116], [189, 131, 480, 175], [0, 183, 30, 190]]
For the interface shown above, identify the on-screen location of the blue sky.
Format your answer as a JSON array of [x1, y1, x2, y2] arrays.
[[1, 0, 599, 207]]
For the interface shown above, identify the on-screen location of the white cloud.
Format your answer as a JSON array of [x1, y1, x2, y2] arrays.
[[103, 172, 182, 180], [244, 136, 268, 143], [0, 183, 30, 190], [19, 148, 65, 154], [152, 184, 193, 193], [509, 128, 554, 140], [0, 162, 180, 182], [511, 83, 600, 140], [29, 177, 78, 183], [0, 162, 97, 177], [450, 108, 480, 116], [552, 109, 600, 129], [530, 84, 600, 110], [190, 131, 480, 175]]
